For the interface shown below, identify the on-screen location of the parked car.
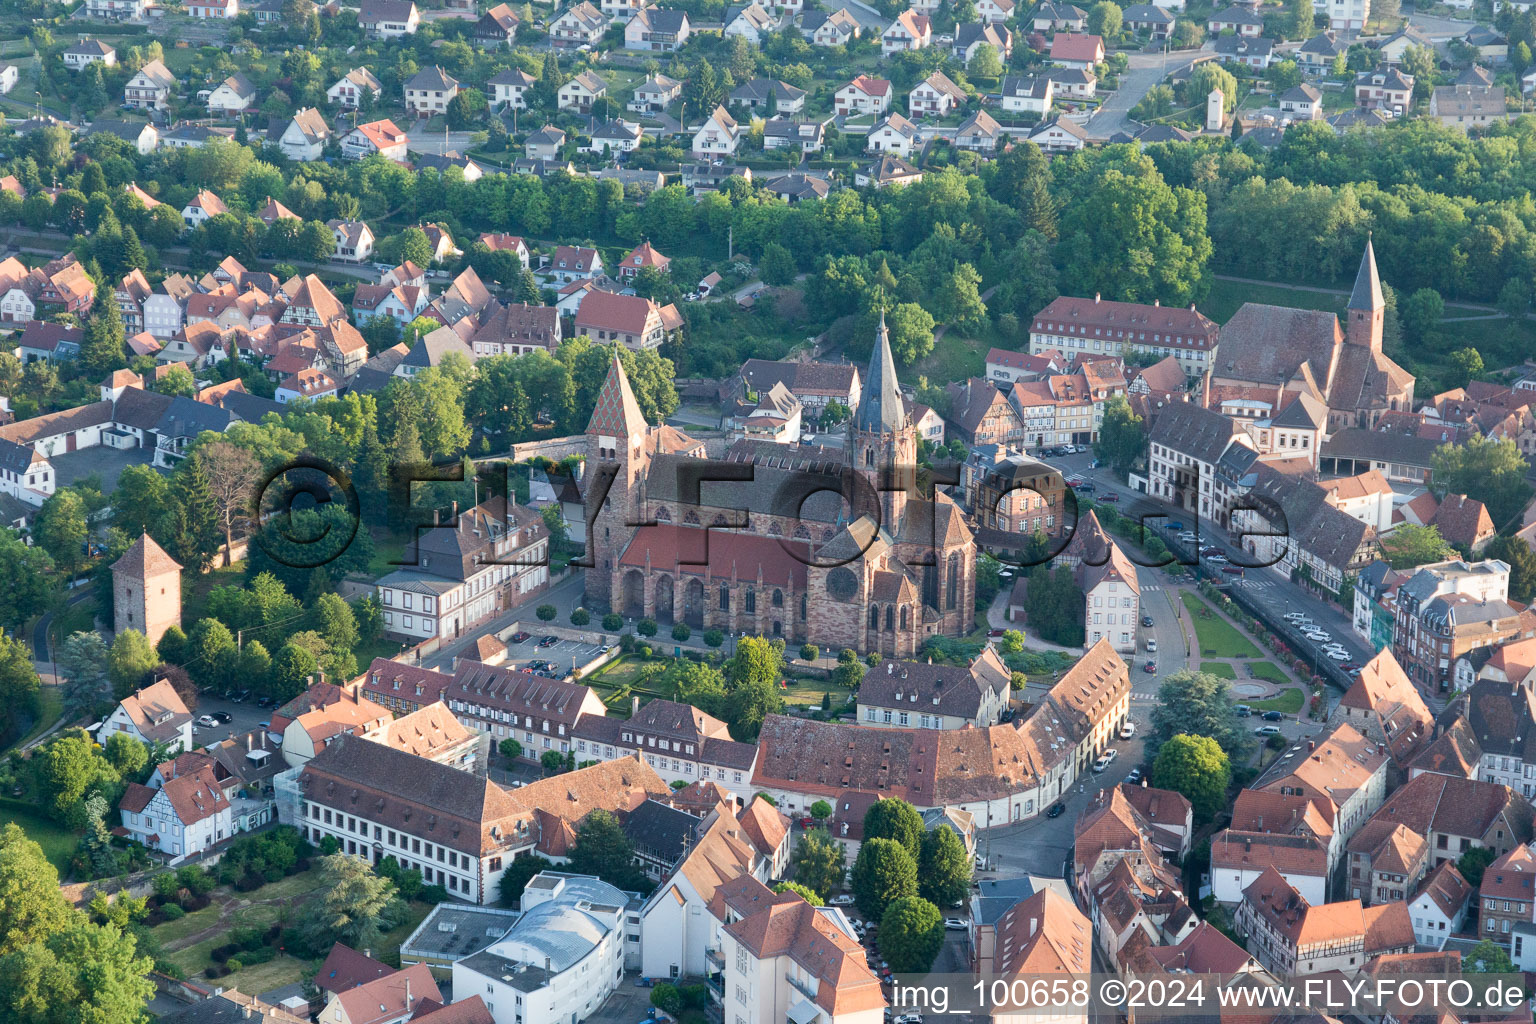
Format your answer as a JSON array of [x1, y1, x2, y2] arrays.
[[1120, 721, 1136, 739], [1076, 481, 1095, 492], [1141, 615, 1154, 627], [212, 711, 232, 724], [944, 918, 967, 930], [1125, 767, 1143, 784], [1099, 492, 1119, 502], [1205, 554, 1228, 564], [1143, 661, 1157, 674], [229, 690, 249, 703], [197, 714, 218, 727], [1234, 705, 1252, 717], [538, 635, 559, 648], [510, 631, 531, 644], [798, 817, 816, 829], [1045, 802, 1066, 818], [1260, 711, 1284, 722], [1221, 566, 1244, 576], [1145, 638, 1157, 652], [830, 894, 855, 906], [1255, 725, 1282, 736], [1327, 649, 1349, 661]]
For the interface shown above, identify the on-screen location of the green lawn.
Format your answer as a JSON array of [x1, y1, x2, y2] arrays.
[[8, 686, 64, 754], [1252, 688, 1305, 714], [1247, 661, 1289, 685], [1180, 593, 1260, 659], [0, 799, 77, 874], [911, 329, 989, 385], [1200, 662, 1236, 679]]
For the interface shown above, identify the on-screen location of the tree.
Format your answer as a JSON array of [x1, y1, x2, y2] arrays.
[[1148, 670, 1247, 763], [1432, 434, 1533, 532], [396, 227, 435, 269], [57, 632, 110, 714], [863, 799, 923, 859], [0, 532, 53, 635], [917, 826, 971, 908], [1186, 62, 1237, 115], [878, 896, 944, 973], [267, 642, 319, 701], [799, 644, 820, 662], [1379, 523, 1451, 570], [499, 738, 523, 760], [111, 465, 171, 539], [1285, 0, 1312, 37], [186, 618, 237, 690], [568, 809, 644, 890], [791, 827, 847, 898], [102, 733, 147, 778], [1457, 846, 1496, 889], [37, 730, 119, 826], [497, 853, 554, 907], [33, 490, 87, 577], [79, 296, 126, 377], [446, 88, 487, 130], [1448, 347, 1484, 388], [1465, 939, 1515, 974], [0, 633, 40, 745], [970, 42, 1004, 78], [195, 441, 260, 565], [1088, 0, 1121, 37], [724, 676, 783, 742], [773, 881, 823, 905], [0, 823, 74, 955], [761, 242, 797, 286], [884, 302, 937, 365], [540, 749, 565, 775], [1488, 535, 1536, 605], [851, 838, 918, 922], [1266, 59, 1301, 92], [167, 456, 221, 572], [300, 853, 400, 952], [1095, 395, 1147, 473], [310, 592, 359, 658], [1151, 733, 1231, 821], [1400, 287, 1444, 345]]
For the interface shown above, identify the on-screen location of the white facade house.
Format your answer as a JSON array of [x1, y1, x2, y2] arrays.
[[1409, 863, 1470, 950], [456, 873, 629, 1024], [118, 764, 232, 863], [489, 67, 537, 110], [692, 106, 740, 158], [144, 293, 184, 338], [96, 679, 194, 754], [277, 107, 331, 161], [123, 58, 176, 110], [1328, 0, 1369, 31], [327, 67, 383, 108], [0, 438, 53, 507], [404, 65, 459, 117], [866, 113, 919, 156], [206, 74, 256, 115]]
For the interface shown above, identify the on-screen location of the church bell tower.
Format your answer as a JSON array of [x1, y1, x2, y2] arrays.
[[846, 313, 917, 532]]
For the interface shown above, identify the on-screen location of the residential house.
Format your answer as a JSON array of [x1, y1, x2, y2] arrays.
[[882, 9, 932, 54], [1430, 84, 1508, 130], [866, 112, 919, 156], [1049, 32, 1103, 69], [909, 70, 965, 117], [1480, 844, 1536, 945], [1234, 866, 1414, 976], [359, 0, 419, 37], [549, 1, 607, 48], [730, 77, 806, 114], [954, 22, 1012, 64], [585, 117, 643, 154], [955, 109, 1004, 152], [187, 0, 238, 16], [806, 7, 861, 45], [118, 760, 231, 861], [834, 75, 892, 116], [1207, 4, 1264, 34], [1030, 2, 1086, 31], [558, 69, 608, 112], [692, 105, 740, 157], [976, 0, 1015, 22], [206, 73, 257, 115], [470, 302, 562, 357], [1213, 34, 1275, 69], [124, 58, 176, 109], [277, 107, 331, 161], [630, 73, 682, 112], [328, 220, 375, 263], [525, 125, 568, 160], [1122, 3, 1173, 37], [855, 647, 1011, 730], [1327, 0, 1368, 30], [90, 119, 158, 156], [723, 2, 776, 44], [488, 67, 537, 110], [404, 66, 458, 117], [1409, 861, 1471, 949], [574, 290, 681, 350], [276, 367, 340, 404], [1000, 74, 1054, 115], [316, 964, 439, 1024], [327, 67, 383, 109], [762, 117, 827, 154], [475, 2, 521, 45], [546, 244, 602, 284], [86, 0, 146, 19], [341, 118, 408, 161], [624, 7, 691, 50], [63, 40, 116, 69], [1355, 67, 1414, 112], [1297, 31, 1344, 75], [97, 678, 194, 754], [1045, 66, 1097, 99], [617, 241, 669, 281], [1279, 83, 1322, 120], [1027, 116, 1088, 151]]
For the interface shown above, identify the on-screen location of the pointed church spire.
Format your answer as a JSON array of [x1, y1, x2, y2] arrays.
[[853, 309, 908, 434], [585, 355, 648, 440], [1348, 234, 1384, 313]]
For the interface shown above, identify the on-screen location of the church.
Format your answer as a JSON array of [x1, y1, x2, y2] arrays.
[[584, 316, 976, 657]]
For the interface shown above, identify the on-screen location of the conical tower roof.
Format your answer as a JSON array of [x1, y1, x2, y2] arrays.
[[852, 311, 908, 434], [1348, 235, 1384, 312], [112, 531, 181, 577], [586, 355, 648, 438]]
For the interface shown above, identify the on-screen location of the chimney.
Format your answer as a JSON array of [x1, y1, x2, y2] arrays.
[[632, 696, 640, 716], [404, 976, 411, 1010], [433, 508, 440, 526], [1308, 740, 1316, 752], [1153, 299, 1160, 307], [1093, 293, 1101, 304]]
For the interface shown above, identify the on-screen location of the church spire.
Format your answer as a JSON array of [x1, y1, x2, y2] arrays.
[[1348, 234, 1384, 313], [585, 355, 648, 440], [852, 309, 908, 434]]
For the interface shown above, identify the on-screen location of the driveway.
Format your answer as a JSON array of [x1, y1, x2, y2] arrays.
[[405, 122, 479, 156], [52, 443, 156, 494], [1084, 50, 1203, 141]]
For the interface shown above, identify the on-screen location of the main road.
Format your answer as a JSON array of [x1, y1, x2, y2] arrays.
[[1084, 49, 1206, 141]]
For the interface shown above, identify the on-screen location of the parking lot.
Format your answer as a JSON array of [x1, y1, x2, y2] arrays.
[[188, 692, 275, 748], [586, 975, 669, 1024], [499, 630, 610, 677]]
